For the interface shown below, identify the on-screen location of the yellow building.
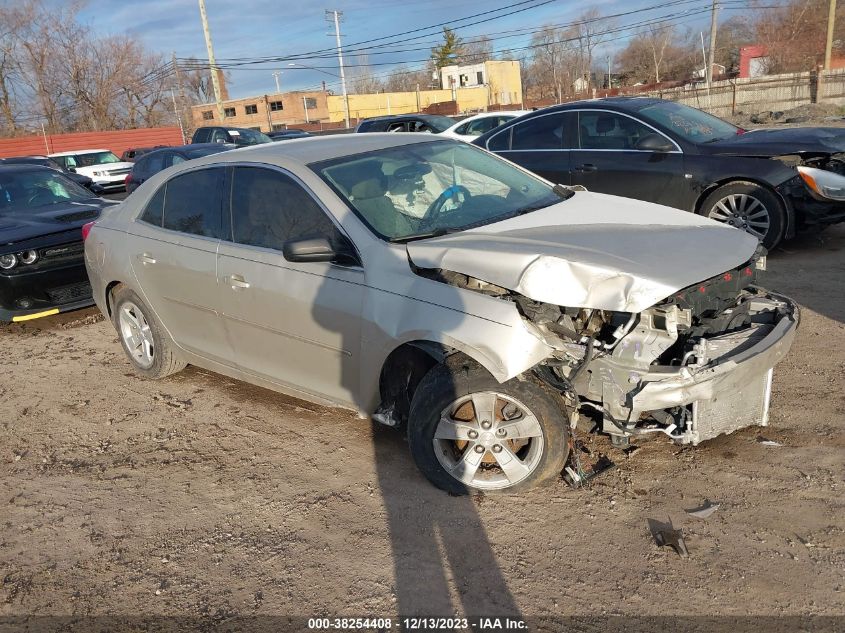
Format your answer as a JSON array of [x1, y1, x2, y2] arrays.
[[190, 60, 523, 128]]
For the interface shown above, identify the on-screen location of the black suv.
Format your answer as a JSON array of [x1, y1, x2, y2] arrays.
[[354, 114, 455, 134], [191, 126, 272, 146]]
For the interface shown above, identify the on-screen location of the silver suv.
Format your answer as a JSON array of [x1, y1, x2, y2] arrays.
[[84, 135, 798, 494]]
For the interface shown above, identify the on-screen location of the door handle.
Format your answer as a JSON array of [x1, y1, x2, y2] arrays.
[[228, 274, 250, 290], [574, 163, 597, 172], [139, 253, 156, 265]]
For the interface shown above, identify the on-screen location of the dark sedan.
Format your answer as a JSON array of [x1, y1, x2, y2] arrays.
[[0, 155, 106, 195], [0, 165, 116, 323], [355, 114, 455, 134], [474, 97, 845, 248], [125, 143, 235, 193], [267, 129, 311, 141]]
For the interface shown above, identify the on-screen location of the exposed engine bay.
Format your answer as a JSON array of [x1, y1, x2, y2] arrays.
[[415, 248, 798, 446]]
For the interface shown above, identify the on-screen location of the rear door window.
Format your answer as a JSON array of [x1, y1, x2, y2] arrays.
[[161, 168, 225, 238], [193, 128, 210, 143], [139, 185, 165, 226], [511, 113, 568, 150]]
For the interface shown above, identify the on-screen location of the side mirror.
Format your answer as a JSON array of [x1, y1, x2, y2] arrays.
[[635, 133, 675, 153], [67, 166, 77, 172], [283, 236, 357, 265]]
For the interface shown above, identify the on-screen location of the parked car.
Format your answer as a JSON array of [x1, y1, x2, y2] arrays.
[[440, 110, 532, 141], [0, 165, 116, 323], [354, 114, 455, 134], [121, 146, 166, 162], [474, 97, 845, 249], [125, 143, 236, 193], [84, 135, 797, 494], [268, 129, 311, 141], [191, 126, 272, 146], [0, 156, 106, 194], [48, 149, 133, 192]]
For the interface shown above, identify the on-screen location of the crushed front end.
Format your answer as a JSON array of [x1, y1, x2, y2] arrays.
[[528, 252, 799, 445]]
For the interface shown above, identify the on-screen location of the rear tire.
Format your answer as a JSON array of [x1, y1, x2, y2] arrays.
[[112, 286, 186, 379], [407, 360, 570, 495], [698, 181, 786, 249]]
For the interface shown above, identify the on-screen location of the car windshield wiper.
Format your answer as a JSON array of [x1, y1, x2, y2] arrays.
[[553, 183, 576, 199], [389, 227, 459, 244]]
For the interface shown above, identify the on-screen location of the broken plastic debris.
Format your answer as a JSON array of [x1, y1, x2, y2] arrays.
[[563, 454, 615, 488], [685, 500, 720, 519], [756, 436, 783, 446]]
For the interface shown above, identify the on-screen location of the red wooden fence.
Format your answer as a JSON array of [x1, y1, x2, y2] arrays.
[[0, 127, 185, 159]]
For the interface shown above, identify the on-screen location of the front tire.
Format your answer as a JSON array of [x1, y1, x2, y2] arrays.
[[407, 361, 570, 495], [112, 286, 186, 379], [699, 181, 786, 249]]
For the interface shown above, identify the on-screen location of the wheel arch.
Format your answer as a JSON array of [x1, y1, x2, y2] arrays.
[[104, 280, 124, 318]]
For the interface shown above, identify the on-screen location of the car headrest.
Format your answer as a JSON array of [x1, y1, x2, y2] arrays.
[[596, 115, 615, 134], [351, 178, 387, 200]]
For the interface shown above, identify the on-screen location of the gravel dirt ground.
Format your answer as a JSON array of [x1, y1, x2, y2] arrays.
[[0, 224, 843, 632]]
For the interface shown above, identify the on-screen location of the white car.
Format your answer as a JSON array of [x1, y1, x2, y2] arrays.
[[48, 149, 134, 191], [440, 110, 532, 142]]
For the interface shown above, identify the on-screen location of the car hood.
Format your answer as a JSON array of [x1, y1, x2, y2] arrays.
[[406, 191, 759, 313], [0, 199, 115, 246], [702, 127, 845, 157], [74, 161, 134, 174]]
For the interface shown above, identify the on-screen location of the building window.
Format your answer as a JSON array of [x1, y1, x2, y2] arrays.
[[477, 71, 484, 84], [269, 100, 284, 111], [304, 97, 317, 109], [202, 110, 213, 120], [224, 107, 235, 117], [245, 104, 258, 115]]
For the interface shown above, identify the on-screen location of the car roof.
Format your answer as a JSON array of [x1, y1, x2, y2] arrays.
[[48, 149, 111, 156], [550, 96, 666, 112], [0, 155, 49, 161], [0, 164, 56, 174], [361, 114, 449, 123], [184, 133, 448, 167]]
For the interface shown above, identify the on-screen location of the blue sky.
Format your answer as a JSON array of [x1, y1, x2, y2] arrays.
[[75, 0, 738, 99]]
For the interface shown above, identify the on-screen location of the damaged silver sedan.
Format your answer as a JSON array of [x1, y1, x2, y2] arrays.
[[84, 134, 799, 494]]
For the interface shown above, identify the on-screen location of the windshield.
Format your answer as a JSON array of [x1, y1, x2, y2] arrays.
[[639, 101, 740, 144], [0, 170, 94, 212], [231, 129, 272, 145], [71, 151, 122, 167], [420, 116, 455, 133], [313, 140, 563, 241]]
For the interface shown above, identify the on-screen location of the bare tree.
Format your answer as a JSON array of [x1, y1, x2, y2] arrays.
[[460, 36, 493, 64], [348, 55, 383, 94]]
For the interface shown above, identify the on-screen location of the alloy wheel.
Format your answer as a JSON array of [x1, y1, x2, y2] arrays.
[[118, 301, 155, 369], [707, 193, 771, 240], [433, 391, 545, 491]]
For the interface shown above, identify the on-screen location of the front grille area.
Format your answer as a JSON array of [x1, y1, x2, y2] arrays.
[[46, 281, 92, 305], [41, 242, 84, 260], [107, 168, 130, 176]]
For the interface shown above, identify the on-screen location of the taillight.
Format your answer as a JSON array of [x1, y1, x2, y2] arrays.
[[125, 173, 132, 186], [82, 221, 96, 241]]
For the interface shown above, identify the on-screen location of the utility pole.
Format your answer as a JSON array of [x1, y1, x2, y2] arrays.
[[172, 52, 190, 141], [272, 71, 282, 94], [606, 55, 612, 91], [825, 0, 837, 70], [171, 89, 186, 144], [197, 0, 225, 121], [326, 9, 350, 129], [705, 0, 719, 91]]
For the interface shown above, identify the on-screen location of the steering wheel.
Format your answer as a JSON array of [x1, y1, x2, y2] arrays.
[[27, 190, 55, 207], [421, 185, 472, 228]]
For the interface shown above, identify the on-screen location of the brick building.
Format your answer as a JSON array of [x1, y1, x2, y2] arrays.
[[190, 90, 329, 132]]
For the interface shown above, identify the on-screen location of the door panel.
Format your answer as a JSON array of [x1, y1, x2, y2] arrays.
[[217, 247, 364, 404], [129, 229, 231, 363], [570, 110, 687, 207], [128, 166, 233, 364], [216, 165, 365, 405]]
